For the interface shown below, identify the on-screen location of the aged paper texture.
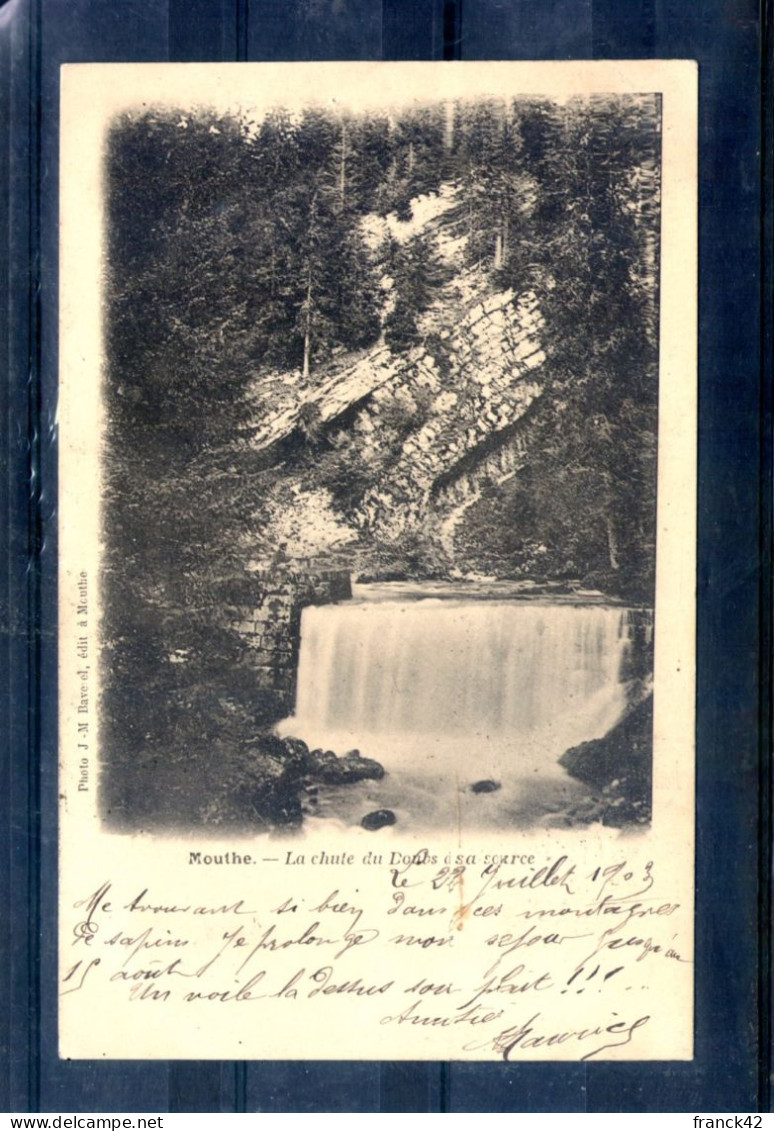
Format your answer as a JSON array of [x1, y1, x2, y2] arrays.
[[59, 61, 697, 1061]]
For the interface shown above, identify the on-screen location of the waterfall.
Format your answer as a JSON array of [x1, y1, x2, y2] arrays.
[[282, 591, 638, 794]]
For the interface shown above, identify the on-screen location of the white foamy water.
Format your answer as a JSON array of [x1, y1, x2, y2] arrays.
[[277, 590, 640, 831]]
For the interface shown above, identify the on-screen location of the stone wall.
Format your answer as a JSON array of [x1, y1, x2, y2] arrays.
[[224, 568, 352, 720]]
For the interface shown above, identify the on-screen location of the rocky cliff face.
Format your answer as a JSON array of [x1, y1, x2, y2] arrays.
[[359, 286, 544, 538], [253, 185, 548, 572]]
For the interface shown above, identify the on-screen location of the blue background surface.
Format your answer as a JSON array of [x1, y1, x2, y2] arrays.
[[1, 0, 767, 1112]]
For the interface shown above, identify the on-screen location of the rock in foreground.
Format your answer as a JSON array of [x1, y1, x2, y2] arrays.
[[470, 779, 501, 794], [559, 693, 652, 827], [361, 809, 396, 831], [303, 746, 386, 785], [209, 734, 385, 829]]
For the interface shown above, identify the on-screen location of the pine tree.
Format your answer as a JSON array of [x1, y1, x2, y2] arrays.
[[102, 108, 286, 804], [497, 95, 660, 594], [383, 230, 446, 352]]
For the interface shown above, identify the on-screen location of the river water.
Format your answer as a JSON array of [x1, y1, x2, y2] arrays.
[[277, 582, 646, 832]]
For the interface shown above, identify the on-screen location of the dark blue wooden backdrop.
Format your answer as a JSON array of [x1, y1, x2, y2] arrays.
[[1, 0, 767, 1112]]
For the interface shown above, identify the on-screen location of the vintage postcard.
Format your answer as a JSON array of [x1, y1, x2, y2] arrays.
[[58, 61, 697, 1061]]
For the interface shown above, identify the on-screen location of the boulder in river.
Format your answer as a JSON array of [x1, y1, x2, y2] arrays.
[[470, 779, 501, 794], [304, 747, 386, 785], [361, 809, 396, 831]]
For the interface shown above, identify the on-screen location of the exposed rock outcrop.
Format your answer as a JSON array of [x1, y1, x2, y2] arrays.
[[301, 747, 385, 786], [211, 733, 386, 829], [559, 693, 653, 827], [358, 286, 544, 540], [249, 185, 549, 567]]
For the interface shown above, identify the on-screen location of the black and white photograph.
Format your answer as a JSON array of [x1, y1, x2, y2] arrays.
[[98, 81, 660, 837]]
